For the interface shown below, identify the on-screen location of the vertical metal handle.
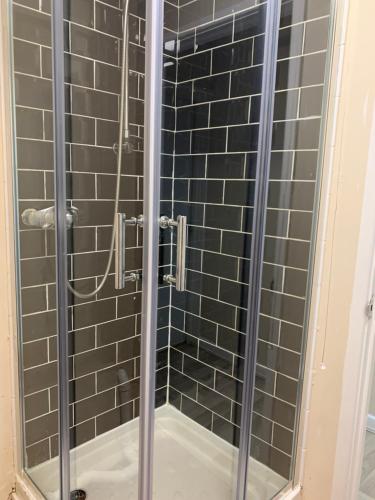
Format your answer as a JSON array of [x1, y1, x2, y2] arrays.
[[162, 215, 187, 292], [175, 215, 187, 292], [115, 213, 126, 289]]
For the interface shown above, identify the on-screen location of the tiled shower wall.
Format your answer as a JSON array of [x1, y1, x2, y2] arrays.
[[168, 0, 331, 479], [13, 0, 175, 468]]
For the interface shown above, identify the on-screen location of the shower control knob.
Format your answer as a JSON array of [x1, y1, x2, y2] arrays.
[[21, 206, 78, 229]]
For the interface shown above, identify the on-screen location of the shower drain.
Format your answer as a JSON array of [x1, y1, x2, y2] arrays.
[[70, 490, 87, 500]]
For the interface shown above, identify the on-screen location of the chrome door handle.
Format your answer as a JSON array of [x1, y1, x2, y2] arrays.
[[115, 213, 142, 289], [161, 215, 187, 292]]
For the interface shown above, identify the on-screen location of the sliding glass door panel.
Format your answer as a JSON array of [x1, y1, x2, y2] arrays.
[[10, 0, 61, 496], [245, 0, 334, 496], [62, 1, 146, 497], [153, 1, 269, 499]]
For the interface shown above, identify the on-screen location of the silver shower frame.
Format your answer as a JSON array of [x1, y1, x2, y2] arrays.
[[235, 1, 281, 498], [51, 0, 70, 498], [139, 0, 164, 499]]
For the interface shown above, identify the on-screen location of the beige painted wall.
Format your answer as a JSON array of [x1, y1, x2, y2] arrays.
[[0, 2, 17, 498], [369, 373, 375, 417], [299, 0, 375, 498]]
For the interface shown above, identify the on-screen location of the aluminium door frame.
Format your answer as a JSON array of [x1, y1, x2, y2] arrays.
[[51, 1, 70, 498], [139, 0, 164, 499], [235, 1, 282, 499]]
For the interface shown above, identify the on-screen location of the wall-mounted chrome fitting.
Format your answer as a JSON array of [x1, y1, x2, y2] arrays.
[[21, 206, 78, 229]]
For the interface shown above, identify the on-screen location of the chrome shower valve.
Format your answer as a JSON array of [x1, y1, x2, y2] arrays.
[[21, 206, 78, 229]]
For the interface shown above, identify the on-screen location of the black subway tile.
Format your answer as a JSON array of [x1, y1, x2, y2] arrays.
[[276, 53, 327, 91], [197, 384, 231, 419], [202, 251, 238, 281], [174, 202, 204, 226], [177, 104, 209, 130], [273, 89, 299, 121], [260, 289, 306, 326], [217, 326, 246, 358], [210, 98, 250, 127], [194, 74, 230, 103], [268, 181, 315, 211], [185, 313, 217, 344], [219, 279, 249, 308], [212, 39, 253, 74], [188, 226, 221, 253], [231, 66, 263, 98], [288, 211, 313, 241], [178, 30, 195, 57], [212, 414, 240, 447], [234, 4, 266, 41], [118, 336, 141, 363], [278, 25, 304, 60], [196, 16, 233, 52], [189, 179, 223, 203], [183, 355, 215, 388], [70, 23, 119, 65], [172, 290, 200, 316], [186, 270, 219, 299], [74, 389, 115, 425], [191, 128, 227, 154], [201, 297, 236, 329], [207, 154, 245, 179], [175, 155, 206, 178], [179, 0, 214, 32], [263, 237, 310, 270], [176, 81, 193, 106], [199, 341, 233, 375], [299, 86, 324, 118], [227, 124, 259, 153], [276, 373, 298, 405], [222, 231, 252, 259], [205, 204, 242, 231], [169, 368, 197, 399], [257, 340, 300, 379], [224, 180, 256, 206], [13, 5, 51, 46], [250, 435, 291, 479], [181, 395, 213, 429], [170, 329, 198, 358], [13, 39, 41, 76], [304, 17, 330, 53], [272, 119, 321, 151], [280, 0, 330, 26], [178, 52, 212, 82], [284, 268, 308, 297]]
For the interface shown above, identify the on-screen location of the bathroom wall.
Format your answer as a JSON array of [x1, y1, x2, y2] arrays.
[[299, 0, 375, 496], [369, 372, 375, 418], [168, 0, 331, 479], [12, 0, 172, 468]]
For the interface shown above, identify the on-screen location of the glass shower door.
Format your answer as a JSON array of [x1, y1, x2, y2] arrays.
[[245, 0, 333, 495], [61, 1, 146, 498], [10, 0, 150, 498], [152, 1, 275, 499]]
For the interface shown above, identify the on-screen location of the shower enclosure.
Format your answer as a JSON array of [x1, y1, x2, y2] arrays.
[[9, 0, 333, 498]]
